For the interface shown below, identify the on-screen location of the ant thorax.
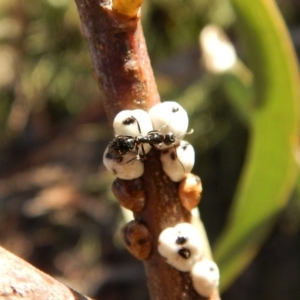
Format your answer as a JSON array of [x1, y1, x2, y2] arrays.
[[145, 131, 165, 145], [134, 134, 146, 145]]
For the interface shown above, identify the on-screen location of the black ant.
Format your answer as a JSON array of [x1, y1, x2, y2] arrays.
[[107, 116, 192, 164]]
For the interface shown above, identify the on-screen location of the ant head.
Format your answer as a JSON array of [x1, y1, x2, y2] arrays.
[[164, 132, 176, 145]]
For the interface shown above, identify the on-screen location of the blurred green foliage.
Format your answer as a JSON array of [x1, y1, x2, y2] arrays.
[[213, 0, 300, 291], [0, 0, 99, 136]]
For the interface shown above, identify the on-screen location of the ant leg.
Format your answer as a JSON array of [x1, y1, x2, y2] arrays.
[[134, 117, 142, 135], [175, 128, 194, 140], [171, 145, 185, 172], [119, 144, 146, 165], [123, 116, 142, 135], [120, 151, 146, 165], [157, 120, 171, 132], [138, 144, 147, 161], [119, 156, 138, 165], [119, 147, 141, 165]]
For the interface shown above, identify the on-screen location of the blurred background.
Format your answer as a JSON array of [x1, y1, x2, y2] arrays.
[[0, 0, 300, 299]]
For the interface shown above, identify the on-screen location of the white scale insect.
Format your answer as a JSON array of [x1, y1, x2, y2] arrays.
[[158, 223, 204, 272], [158, 223, 220, 297], [103, 101, 195, 180]]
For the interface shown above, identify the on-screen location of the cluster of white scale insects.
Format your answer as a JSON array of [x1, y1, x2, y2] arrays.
[[158, 222, 220, 297], [103, 101, 194, 181], [103, 101, 219, 297]]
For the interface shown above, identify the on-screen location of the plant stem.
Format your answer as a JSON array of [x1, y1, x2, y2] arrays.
[[74, 1, 219, 299]]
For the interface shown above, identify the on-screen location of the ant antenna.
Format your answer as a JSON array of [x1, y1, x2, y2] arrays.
[[176, 128, 194, 140], [122, 116, 142, 134]]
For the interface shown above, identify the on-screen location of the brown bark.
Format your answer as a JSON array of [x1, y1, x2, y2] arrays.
[[0, 246, 92, 300], [74, 0, 160, 123], [74, 1, 220, 299]]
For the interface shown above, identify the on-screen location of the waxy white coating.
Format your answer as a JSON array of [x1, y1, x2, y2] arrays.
[[158, 223, 203, 272], [160, 141, 195, 182], [113, 109, 153, 136], [191, 259, 220, 297], [103, 146, 144, 180], [149, 101, 189, 149], [113, 109, 153, 154]]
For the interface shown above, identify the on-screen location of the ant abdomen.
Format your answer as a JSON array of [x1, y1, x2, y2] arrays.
[[108, 136, 135, 156], [113, 109, 153, 154], [103, 146, 144, 180]]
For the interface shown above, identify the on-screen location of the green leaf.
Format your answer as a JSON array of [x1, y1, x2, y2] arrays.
[[213, 0, 300, 291]]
